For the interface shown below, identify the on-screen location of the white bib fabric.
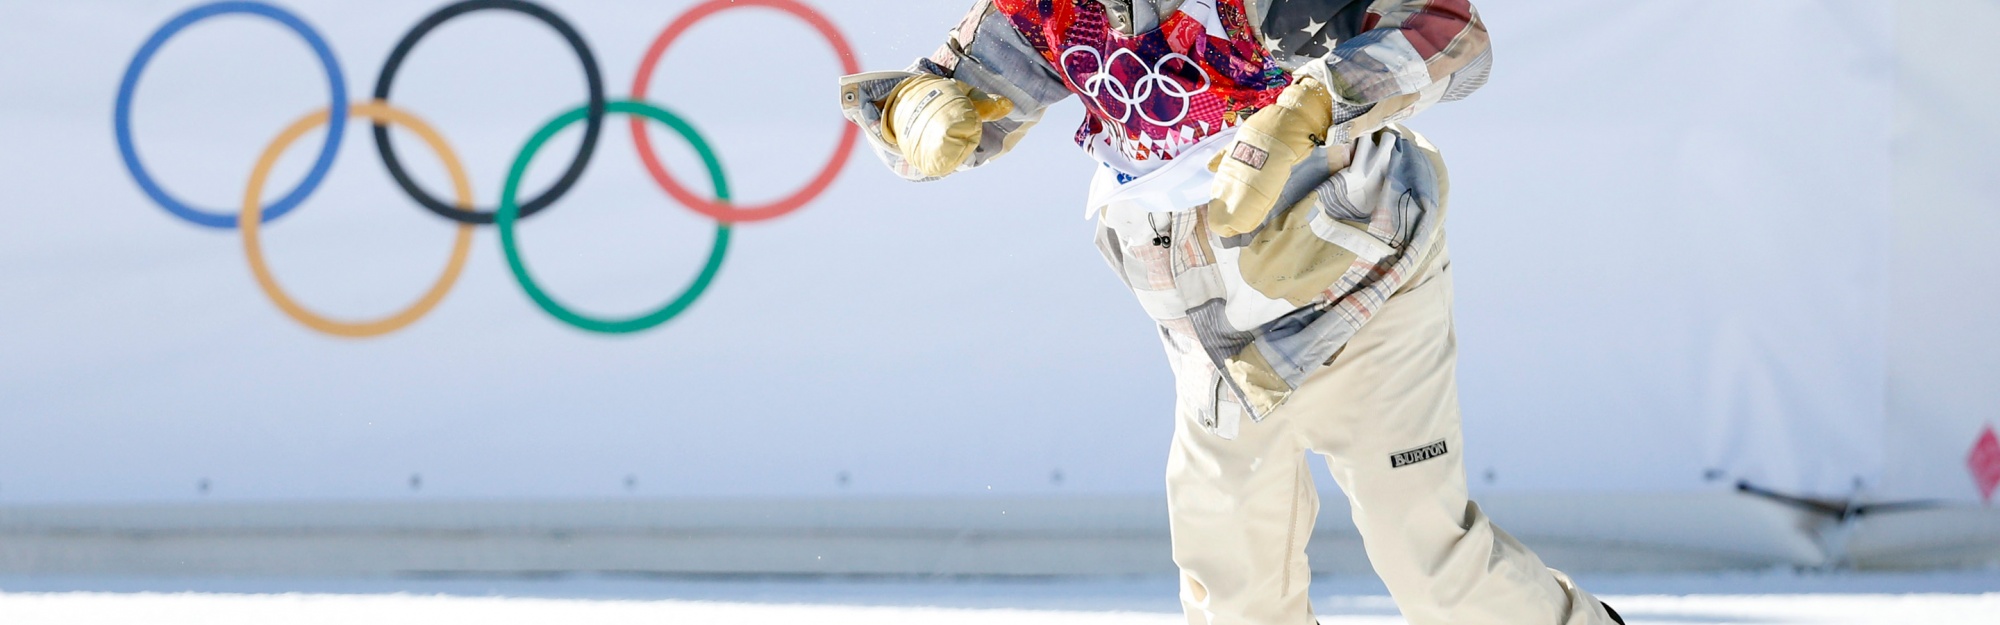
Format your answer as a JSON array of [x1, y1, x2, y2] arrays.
[[1085, 127, 1236, 217]]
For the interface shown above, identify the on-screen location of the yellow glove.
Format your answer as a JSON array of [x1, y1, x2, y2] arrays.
[[1207, 77, 1334, 238], [880, 74, 1014, 178]]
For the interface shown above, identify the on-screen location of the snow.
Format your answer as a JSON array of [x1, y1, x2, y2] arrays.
[[2, 572, 1997, 624]]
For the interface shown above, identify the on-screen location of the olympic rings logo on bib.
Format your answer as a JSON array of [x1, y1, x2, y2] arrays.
[[1059, 47, 1212, 128], [113, 0, 859, 337]]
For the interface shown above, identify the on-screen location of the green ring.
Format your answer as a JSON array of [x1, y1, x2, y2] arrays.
[[498, 99, 731, 334]]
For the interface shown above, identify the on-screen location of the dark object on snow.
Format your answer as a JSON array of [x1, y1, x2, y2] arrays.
[[1602, 600, 1626, 624]]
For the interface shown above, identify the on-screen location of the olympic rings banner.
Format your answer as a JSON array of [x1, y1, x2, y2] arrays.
[[114, 0, 859, 337], [0, 0, 1191, 504]]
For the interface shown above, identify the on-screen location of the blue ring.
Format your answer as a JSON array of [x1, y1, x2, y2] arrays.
[[113, 1, 347, 229]]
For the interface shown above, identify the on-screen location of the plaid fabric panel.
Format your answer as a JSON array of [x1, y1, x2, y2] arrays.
[[1099, 206, 1226, 319], [1157, 316, 1238, 436], [1256, 124, 1447, 394], [1093, 125, 1445, 419]]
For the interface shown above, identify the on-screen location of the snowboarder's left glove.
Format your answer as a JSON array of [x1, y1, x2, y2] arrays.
[[879, 74, 1014, 178], [1207, 77, 1333, 238]]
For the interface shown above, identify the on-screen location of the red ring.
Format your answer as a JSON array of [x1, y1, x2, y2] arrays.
[[630, 0, 860, 223]]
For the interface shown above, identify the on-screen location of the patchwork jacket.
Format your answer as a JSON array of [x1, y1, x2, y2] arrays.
[[839, 0, 1491, 432]]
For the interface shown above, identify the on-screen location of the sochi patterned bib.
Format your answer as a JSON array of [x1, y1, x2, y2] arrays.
[[993, 0, 1292, 177]]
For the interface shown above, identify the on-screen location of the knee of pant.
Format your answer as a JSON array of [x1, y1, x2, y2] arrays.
[[1348, 488, 1471, 541], [1169, 455, 1306, 507], [1351, 500, 1490, 575]]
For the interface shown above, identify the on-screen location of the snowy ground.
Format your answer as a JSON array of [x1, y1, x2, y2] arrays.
[[2, 571, 1997, 624]]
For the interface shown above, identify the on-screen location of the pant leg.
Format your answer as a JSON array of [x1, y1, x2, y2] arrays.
[[1286, 245, 1616, 625], [1164, 349, 1319, 625]]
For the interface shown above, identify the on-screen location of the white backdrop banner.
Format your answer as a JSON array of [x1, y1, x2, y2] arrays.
[[0, 0, 1974, 505], [1883, 0, 2000, 506]]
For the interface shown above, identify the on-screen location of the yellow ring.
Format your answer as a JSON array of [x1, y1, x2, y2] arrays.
[[240, 101, 476, 338]]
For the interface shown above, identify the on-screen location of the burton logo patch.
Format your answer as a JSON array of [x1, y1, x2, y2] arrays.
[[1230, 142, 1270, 170], [1390, 440, 1449, 469]]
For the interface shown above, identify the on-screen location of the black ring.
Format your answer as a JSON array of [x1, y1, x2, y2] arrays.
[[372, 0, 605, 225]]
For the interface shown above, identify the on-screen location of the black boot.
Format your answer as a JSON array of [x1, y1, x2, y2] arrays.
[[1601, 600, 1626, 624]]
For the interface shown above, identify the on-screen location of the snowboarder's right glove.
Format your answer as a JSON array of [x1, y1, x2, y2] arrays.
[[879, 74, 1014, 178]]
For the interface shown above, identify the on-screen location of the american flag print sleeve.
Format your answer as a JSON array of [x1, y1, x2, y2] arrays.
[[1321, 0, 1490, 106], [1256, 0, 1490, 143]]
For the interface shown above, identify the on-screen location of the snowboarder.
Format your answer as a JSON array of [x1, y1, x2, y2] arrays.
[[839, 1, 1624, 623]]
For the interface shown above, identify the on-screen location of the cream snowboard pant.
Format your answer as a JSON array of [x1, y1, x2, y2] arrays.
[[1166, 244, 1616, 625]]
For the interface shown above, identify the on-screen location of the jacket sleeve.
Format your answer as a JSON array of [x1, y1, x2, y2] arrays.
[[1276, 0, 1492, 144], [838, 1, 1073, 182]]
